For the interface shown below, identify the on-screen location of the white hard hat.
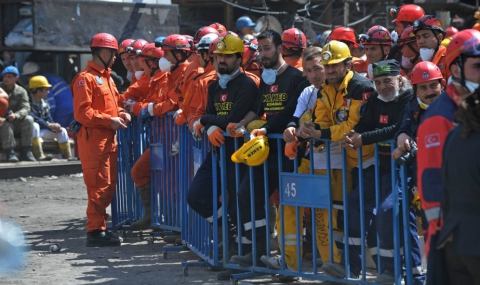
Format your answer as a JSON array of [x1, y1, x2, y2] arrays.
[[22, 62, 40, 75]]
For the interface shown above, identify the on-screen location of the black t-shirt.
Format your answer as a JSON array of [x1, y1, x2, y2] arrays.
[[251, 65, 304, 134], [201, 72, 258, 131]]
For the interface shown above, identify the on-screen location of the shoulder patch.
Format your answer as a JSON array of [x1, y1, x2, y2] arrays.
[[77, 79, 86, 87], [425, 133, 441, 148]]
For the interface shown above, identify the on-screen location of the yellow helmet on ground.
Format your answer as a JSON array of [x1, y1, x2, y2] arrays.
[[231, 135, 270, 166], [214, 34, 244, 54], [246, 119, 267, 133], [320, 40, 352, 65], [29, 75, 52, 89]]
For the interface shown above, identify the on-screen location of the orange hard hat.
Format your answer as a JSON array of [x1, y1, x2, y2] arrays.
[[328, 26, 359, 48], [446, 29, 480, 69], [359, 25, 392, 46], [210, 22, 226, 34], [118, 39, 134, 55], [410, 61, 444, 85], [391, 4, 424, 23], [90, 33, 118, 50], [397, 26, 416, 46], [282, 28, 307, 50], [445, 27, 459, 38]]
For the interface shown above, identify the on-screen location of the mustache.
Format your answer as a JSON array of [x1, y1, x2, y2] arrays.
[[425, 94, 437, 99]]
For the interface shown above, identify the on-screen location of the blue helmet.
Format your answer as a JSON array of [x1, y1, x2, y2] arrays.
[[1, 66, 19, 77], [236, 16, 255, 29]]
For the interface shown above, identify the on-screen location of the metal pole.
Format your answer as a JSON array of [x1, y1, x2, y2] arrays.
[[344, 0, 349, 26]]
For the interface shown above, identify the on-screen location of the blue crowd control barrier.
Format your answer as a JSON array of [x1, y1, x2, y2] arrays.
[[112, 117, 148, 230]]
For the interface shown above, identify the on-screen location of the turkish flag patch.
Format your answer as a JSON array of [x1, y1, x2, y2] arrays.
[[379, 115, 388, 124], [270, 85, 279, 93], [425, 133, 441, 148], [220, 94, 228, 102], [77, 79, 85, 87], [362, 92, 372, 101]]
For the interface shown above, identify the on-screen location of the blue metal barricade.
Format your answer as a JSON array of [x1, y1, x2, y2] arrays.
[[112, 117, 148, 230]]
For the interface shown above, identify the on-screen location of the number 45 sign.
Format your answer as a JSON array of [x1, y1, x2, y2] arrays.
[[280, 172, 331, 208]]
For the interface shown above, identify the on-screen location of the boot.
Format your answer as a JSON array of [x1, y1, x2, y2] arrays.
[[131, 184, 151, 230], [5, 149, 19, 162], [58, 142, 73, 160], [20, 146, 36, 162], [32, 137, 53, 161]]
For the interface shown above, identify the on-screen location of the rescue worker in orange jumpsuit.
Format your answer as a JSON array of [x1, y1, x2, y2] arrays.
[[242, 38, 261, 78], [398, 26, 421, 78], [412, 15, 450, 81], [281, 28, 307, 71], [127, 43, 167, 230], [118, 39, 135, 84], [126, 39, 148, 86], [72, 33, 131, 247]]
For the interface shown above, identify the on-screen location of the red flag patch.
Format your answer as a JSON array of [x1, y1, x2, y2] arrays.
[[362, 92, 372, 101], [220, 94, 228, 102], [379, 115, 388, 124], [270, 85, 279, 93], [77, 79, 85, 87], [425, 133, 440, 148]]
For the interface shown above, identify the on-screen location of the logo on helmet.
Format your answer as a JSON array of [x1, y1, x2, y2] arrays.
[[175, 41, 182, 46], [422, 72, 429, 79]]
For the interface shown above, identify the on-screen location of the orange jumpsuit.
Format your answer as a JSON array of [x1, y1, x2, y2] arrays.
[[244, 70, 260, 87], [119, 74, 150, 102], [71, 61, 125, 233], [285, 57, 303, 72], [131, 71, 168, 116], [352, 56, 368, 75], [246, 61, 261, 78], [186, 63, 217, 130], [431, 45, 450, 82], [131, 62, 189, 187], [175, 56, 204, 125], [0, 97, 8, 117]]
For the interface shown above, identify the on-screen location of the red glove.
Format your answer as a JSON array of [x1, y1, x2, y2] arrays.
[[226, 123, 245, 138], [250, 128, 267, 137], [208, 127, 225, 147], [285, 141, 301, 159]]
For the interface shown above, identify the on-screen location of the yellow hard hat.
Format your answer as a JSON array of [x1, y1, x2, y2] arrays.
[[29, 75, 52, 89], [246, 119, 267, 133], [320, 40, 352, 65], [231, 135, 270, 166], [214, 34, 244, 54]]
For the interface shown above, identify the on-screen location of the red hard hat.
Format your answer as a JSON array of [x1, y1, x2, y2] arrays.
[[397, 26, 416, 46], [242, 38, 259, 68], [208, 37, 220, 57], [194, 26, 220, 43], [412, 15, 444, 34], [90, 33, 118, 50], [140, 43, 164, 61], [391, 4, 424, 23], [127, 39, 148, 55], [359, 25, 392, 46], [210, 22, 226, 34], [160, 34, 191, 51], [183, 34, 195, 52], [328, 26, 359, 48], [446, 29, 480, 68], [219, 30, 241, 39], [445, 26, 459, 38], [410, 61, 443, 85], [119, 39, 134, 55], [282, 28, 307, 50]]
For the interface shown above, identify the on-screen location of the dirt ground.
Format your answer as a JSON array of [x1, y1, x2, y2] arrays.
[[0, 175, 334, 285]]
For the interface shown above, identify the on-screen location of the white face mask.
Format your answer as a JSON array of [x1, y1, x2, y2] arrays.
[[218, 69, 240, 89], [419, 48, 435, 62], [401, 56, 414, 69], [262, 62, 285, 85], [135, 70, 144, 80], [367, 64, 373, 78], [377, 91, 399, 102], [417, 97, 429, 110], [464, 79, 479, 94], [126, 70, 134, 82], [159, 57, 174, 72]]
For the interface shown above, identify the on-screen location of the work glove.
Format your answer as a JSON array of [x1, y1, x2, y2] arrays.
[[226, 123, 245, 138], [207, 126, 225, 147], [250, 128, 267, 137], [285, 140, 301, 160], [139, 107, 152, 125], [192, 119, 204, 141]]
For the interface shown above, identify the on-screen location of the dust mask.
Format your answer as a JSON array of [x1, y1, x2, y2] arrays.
[[262, 62, 285, 85], [159, 57, 174, 72], [419, 48, 435, 61]]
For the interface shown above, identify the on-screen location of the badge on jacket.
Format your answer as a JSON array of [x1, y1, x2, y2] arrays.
[[96, 76, 103, 85]]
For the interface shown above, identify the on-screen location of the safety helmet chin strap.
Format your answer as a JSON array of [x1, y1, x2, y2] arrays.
[[146, 59, 159, 77], [94, 48, 114, 70], [171, 50, 188, 72], [407, 43, 420, 65]]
